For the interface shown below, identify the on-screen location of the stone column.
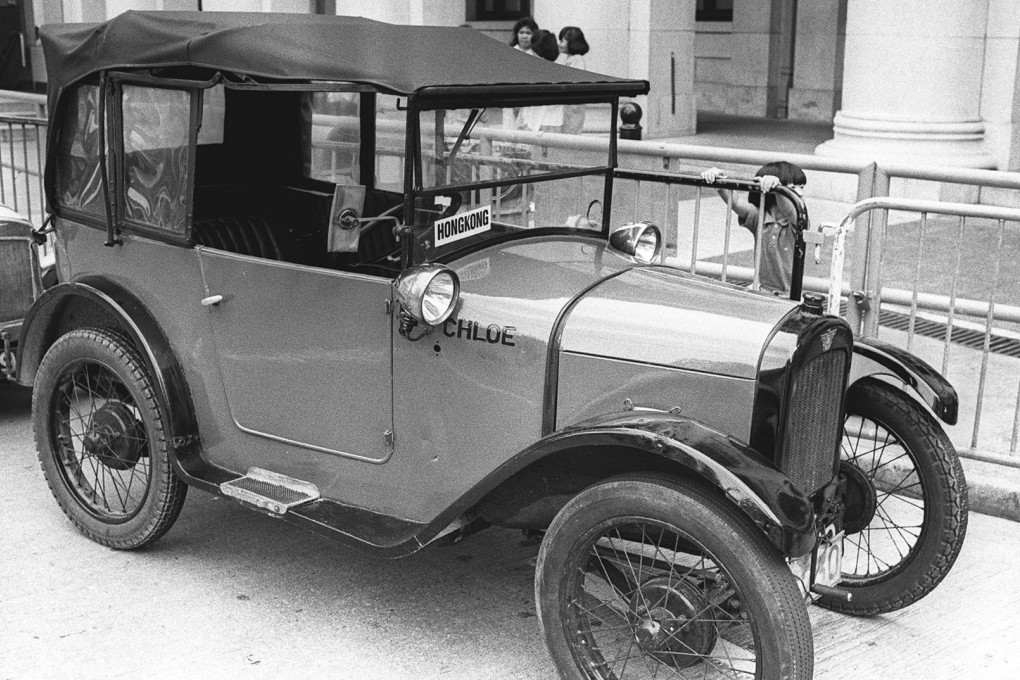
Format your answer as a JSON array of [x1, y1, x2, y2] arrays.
[[815, 0, 995, 168], [539, 0, 696, 137], [787, 0, 845, 122], [981, 0, 1020, 172]]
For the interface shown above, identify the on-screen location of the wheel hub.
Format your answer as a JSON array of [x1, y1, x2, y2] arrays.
[[840, 460, 878, 534], [84, 400, 146, 471], [631, 576, 717, 668]]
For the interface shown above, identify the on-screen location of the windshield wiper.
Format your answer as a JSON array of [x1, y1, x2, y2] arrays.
[[446, 108, 484, 168]]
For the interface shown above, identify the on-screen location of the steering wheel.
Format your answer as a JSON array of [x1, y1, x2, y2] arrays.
[[437, 192, 463, 219]]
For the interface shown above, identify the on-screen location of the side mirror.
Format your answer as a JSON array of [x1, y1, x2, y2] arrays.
[[609, 221, 662, 264], [327, 184, 366, 253], [394, 263, 460, 340]]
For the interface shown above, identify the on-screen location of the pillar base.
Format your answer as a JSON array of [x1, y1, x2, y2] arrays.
[[815, 112, 996, 169]]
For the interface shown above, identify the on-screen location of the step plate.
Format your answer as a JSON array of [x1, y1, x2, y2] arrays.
[[220, 467, 320, 515]]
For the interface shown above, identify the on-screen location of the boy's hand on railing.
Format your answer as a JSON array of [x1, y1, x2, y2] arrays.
[[756, 175, 781, 192], [700, 167, 726, 183]]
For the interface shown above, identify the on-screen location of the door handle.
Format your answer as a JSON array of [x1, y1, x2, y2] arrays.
[[201, 294, 225, 307]]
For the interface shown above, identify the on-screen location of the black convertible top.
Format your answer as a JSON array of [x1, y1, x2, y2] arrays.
[[41, 10, 648, 106]]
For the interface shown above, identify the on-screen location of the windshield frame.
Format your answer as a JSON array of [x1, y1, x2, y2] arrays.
[[402, 93, 620, 267]]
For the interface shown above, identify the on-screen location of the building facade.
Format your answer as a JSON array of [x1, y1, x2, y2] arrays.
[[4, 0, 1018, 170]]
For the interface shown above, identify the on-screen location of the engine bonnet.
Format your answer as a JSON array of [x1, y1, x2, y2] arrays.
[[558, 266, 797, 379]]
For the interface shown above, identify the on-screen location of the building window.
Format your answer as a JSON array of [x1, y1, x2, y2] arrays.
[[466, 1, 531, 22], [697, 0, 733, 22]]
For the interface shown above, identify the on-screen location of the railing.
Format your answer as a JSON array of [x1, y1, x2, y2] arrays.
[[0, 113, 49, 263], [0, 89, 46, 117], [828, 198, 1020, 464]]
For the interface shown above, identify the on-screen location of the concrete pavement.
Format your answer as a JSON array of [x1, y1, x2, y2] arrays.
[[2, 383, 1019, 680]]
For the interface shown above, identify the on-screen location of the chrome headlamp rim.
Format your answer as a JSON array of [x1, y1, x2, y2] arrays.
[[609, 221, 662, 264], [394, 263, 461, 327]]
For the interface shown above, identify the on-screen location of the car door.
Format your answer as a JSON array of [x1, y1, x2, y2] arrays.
[[198, 250, 393, 463]]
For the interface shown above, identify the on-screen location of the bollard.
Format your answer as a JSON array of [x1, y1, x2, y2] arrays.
[[619, 102, 642, 140]]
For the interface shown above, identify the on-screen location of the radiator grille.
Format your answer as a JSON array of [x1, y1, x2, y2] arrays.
[[782, 351, 846, 493], [0, 240, 37, 324]]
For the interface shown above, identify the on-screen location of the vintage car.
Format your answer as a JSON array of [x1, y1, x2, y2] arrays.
[[21, 11, 967, 679], [1, 203, 50, 381]]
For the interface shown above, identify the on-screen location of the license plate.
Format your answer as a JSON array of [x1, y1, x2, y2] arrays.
[[813, 528, 844, 588]]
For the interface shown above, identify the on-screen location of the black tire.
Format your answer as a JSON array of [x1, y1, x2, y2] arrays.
[[536, 475, 813, 680], [33, 328, 187, 549], [820, 379, 968, 615]]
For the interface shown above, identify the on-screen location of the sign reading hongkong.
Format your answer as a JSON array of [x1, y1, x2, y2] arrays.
[[434, 205, 491, 247]]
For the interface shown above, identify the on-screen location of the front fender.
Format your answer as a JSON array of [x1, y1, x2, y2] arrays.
[[566, 412, 816, 556], [850, 337, 958, 425], [457, 411, 817, 557]]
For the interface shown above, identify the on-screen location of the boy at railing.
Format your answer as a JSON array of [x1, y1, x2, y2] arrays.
[[700, 161, 807, 294]]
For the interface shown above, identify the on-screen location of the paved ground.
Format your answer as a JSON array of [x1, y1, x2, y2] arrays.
[[2, 383, 1019, 680]]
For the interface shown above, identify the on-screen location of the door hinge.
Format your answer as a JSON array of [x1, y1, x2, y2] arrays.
[[385, 298, 394, 315], [383, 429, 395, 448], [171, 434, 201, 449]]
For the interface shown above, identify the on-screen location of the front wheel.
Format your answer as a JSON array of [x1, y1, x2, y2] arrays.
[[34, 327, 187, 549], [536, 475, 813, 680], [821, 379, 968, 615]]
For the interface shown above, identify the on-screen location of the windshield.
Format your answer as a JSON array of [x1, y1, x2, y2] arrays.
[[413, 103, 613, 262]]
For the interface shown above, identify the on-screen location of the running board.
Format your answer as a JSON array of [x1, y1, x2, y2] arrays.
[[220, 467, 320, 516]]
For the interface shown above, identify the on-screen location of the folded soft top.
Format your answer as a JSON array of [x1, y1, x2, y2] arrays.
[[41, 10, 649, 105]]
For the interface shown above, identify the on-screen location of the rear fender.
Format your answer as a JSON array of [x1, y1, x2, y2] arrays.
[[850, 338, 958, 425], [17, 280, 224, 490], [469, 412, 817, 557]]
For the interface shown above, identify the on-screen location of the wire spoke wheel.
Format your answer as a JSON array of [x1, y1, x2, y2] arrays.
[[52, 360, 152, 521], [840, 411, 923, 582], [568, 522, 757, 679], [537, 476, 813, 680], [819, 379, 968, 615], [34, 328, 187, 549]]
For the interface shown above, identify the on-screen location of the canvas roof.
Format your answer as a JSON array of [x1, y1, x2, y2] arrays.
[[40, 10, 649, 106]]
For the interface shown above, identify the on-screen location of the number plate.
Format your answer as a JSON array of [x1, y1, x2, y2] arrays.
[[814, 528, 844, 588]]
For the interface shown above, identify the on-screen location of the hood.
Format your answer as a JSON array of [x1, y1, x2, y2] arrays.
[[558, 265, 798, 379], [448, 237, 797, 381]]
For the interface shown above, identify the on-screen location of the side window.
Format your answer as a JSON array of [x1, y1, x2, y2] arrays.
[[307, 91, 361, 184], [120, 85, 193, 235], [54, 84, 107, 219], [304, 92, 405, 193], [375, 94, 406, 194]]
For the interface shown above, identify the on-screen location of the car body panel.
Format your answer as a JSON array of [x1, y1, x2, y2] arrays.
[[198, 248, 394, 463], [558, 266, 797, 380], [387, 236, 636, 521], [555, 352, 756, 441]]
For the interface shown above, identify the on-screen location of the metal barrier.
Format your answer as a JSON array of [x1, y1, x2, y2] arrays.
[[0, 113, 48, 263], [828, 198, 1020, 465]]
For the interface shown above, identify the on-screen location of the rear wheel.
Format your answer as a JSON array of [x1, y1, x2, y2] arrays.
[[821, 379, 968, 615], [34, 328, 187, 549], [536, 475, 813, 679]]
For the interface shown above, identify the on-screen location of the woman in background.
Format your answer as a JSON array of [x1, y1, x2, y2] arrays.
[[509, 17, 538, 54], [557, 26, 590, 133], [521, 29, 563, 131], [557, 26, 589, 69]]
